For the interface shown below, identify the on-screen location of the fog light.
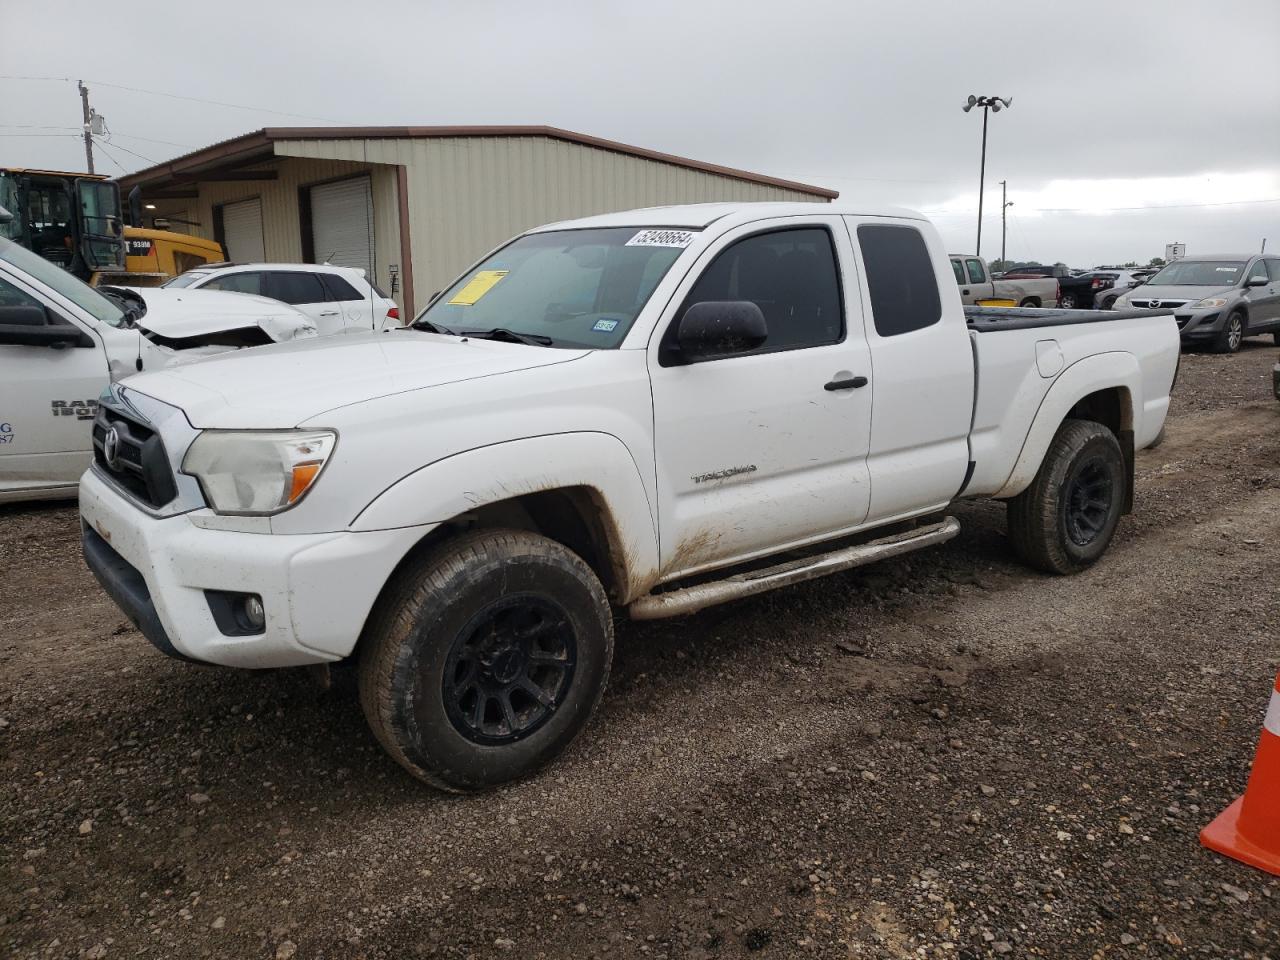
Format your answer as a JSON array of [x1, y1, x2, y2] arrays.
[[242, 595, 266, 629]]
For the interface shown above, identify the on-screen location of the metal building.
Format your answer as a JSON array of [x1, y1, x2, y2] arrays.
[[114, 126, 837, 315]]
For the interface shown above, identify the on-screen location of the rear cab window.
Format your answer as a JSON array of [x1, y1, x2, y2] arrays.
[[965, 259, 985, 284], [855, 224, 942, 337]]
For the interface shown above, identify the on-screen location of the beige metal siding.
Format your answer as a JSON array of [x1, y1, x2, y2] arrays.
[[152, 156, 402, 303], [276, 136, 826, 302]]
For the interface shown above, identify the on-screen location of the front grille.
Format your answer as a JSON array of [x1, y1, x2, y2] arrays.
[[1131, 299, 1189, 310], [92, 405, 178, 509]]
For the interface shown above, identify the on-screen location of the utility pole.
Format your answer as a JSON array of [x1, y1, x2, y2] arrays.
[[78, 80, 94, 174], [1000, 180, 1008, 265]]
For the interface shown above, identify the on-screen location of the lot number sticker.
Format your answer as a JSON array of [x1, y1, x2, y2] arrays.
[[626, 230, 695, 248], [448, 270, 509, 306]]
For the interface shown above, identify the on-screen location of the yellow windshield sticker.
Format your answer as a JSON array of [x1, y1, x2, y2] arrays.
[[448, 270, 508, 306]]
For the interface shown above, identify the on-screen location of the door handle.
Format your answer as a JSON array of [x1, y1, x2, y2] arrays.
[[962, 288, 970, 295], [319, 310, 341, 316], [824, 376, 868, 391]]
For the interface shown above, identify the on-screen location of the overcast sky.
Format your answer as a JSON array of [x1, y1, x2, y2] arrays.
[[4, 0, 1278, 266]]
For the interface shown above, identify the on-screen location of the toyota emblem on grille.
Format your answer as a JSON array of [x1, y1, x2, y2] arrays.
[[103, 426, 122, 470]]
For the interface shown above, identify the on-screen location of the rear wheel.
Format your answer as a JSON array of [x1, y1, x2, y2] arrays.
[[1007, 419, 1126, 575], [1059, 292, 1079, 309], [1214, 310, 1246, 353], [358, 529, 613, 792], [1018, 298, 1040, 308]]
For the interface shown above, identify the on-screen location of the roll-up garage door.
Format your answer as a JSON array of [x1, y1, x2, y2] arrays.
[[309, 176, 374, 279], [219, 198, 265, 263]]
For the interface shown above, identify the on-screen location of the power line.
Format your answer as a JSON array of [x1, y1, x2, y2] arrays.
[[99, 137, 159, 166], [92, 138, 131, 175], [88, 78, 347, 123], [931, 197, 1280, 216], [0, 73, 347, 123]]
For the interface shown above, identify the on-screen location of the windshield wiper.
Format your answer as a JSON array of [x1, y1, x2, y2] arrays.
[[411, 317, 457, 335], [461, 327, 554, 347]]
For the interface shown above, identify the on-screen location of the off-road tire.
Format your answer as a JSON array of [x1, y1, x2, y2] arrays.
[[1007, 419, 1126, 575], [358, 529, 613, 792], [1213, 310, 1246, 354]]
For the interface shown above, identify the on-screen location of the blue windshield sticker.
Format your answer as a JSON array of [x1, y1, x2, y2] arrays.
[[592, 318, 619, 332]]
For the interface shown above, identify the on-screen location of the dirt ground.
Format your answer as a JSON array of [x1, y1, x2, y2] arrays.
[[3, 341, 1279, 960]]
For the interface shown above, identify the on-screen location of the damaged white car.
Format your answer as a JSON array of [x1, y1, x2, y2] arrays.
[[0, 236, 316, 503]]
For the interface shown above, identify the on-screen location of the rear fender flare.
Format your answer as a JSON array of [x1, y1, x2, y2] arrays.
[[350, 431, 660, 602], [994, 352, 1140, 500]]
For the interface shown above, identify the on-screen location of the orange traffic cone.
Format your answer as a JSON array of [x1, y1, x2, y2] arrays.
[[1201, 672, 1280, 875]]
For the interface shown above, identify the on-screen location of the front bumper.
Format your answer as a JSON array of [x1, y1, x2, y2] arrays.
[[1176, 310, 1223, 341], [80, 468, 434, 668]]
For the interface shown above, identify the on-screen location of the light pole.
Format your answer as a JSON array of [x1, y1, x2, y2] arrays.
[[962, 95, 1012, 257]]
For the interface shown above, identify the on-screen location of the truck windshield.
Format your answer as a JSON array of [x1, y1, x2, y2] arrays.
[[415, 227, 693, 348], [0, 236, 126, 327], [1146, 260, 1245, 286]]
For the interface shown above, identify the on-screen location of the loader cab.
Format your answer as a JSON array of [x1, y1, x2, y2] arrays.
[[0, 169, 126, 281]]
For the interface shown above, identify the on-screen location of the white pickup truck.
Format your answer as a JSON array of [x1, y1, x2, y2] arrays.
[[79, 202, 1179, 791], [949, 254, 1059, 307], [0, 237, 316, 503]]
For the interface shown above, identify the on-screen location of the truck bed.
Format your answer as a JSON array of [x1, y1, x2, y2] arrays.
[[965, 306, 1168, 331], [961, 306, 1178, 500]]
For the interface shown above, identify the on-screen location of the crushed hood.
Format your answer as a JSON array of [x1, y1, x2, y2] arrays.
[[128, 287, 317, 343], [123, 329, 590, 428]]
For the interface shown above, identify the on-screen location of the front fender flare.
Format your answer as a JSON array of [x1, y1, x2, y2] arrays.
[[994, 352, 1139, 500], [350, 431, 660, 602]]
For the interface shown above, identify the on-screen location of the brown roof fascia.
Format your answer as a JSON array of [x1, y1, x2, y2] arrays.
[[115, 125, 838, 199]]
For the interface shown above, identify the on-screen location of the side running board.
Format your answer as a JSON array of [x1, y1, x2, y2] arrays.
[[629, 517, 961, 620]]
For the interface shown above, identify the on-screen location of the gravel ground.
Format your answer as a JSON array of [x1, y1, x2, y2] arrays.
[[2, 340, 1278, 960]]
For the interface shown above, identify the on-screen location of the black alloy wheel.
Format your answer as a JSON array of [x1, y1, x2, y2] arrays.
[[443, 595, 577, 745]]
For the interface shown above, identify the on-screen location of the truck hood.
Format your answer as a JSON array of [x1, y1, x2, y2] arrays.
[[1129, 284, 1235, 302], [124, 330, 590, 428], [128, 287, 317, 343]]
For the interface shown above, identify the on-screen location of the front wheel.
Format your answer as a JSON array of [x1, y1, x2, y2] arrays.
[[1006, 419, 1126, 575], [1214, 310, 1246, 353], [358, 529, 614, 791]]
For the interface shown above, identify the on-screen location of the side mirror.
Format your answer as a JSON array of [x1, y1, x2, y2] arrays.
[[673, 301, 768, 363], [0, 305, 94, 348], [1246, 275, 1269, 287]]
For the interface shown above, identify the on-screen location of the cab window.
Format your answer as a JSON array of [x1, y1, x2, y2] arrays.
[[668, 227, 844, 358], [950, 259, 964, 284], [965, 259, 985, 284]]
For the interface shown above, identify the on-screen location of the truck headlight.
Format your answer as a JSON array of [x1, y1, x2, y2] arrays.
[[1191, 297, 1229, 309], [182, 430, 336, 514]]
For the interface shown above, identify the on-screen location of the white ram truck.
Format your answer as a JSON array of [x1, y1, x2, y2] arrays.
[[79, 202, 1179, 791], [0, 237, 316, 503]]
